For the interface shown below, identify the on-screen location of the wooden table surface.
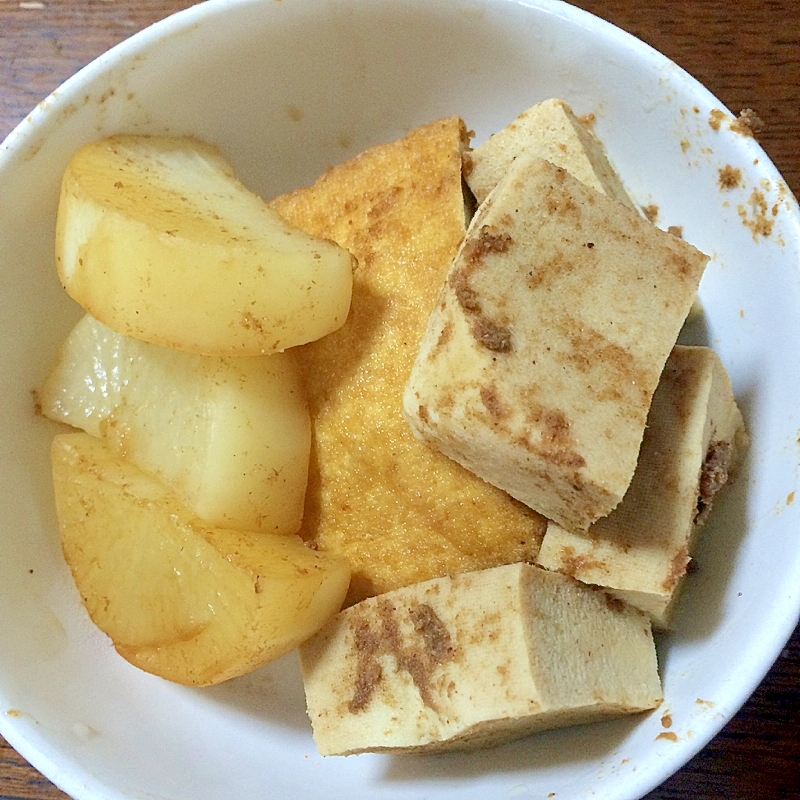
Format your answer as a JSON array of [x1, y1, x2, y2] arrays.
[[1, 1, 798, 798]]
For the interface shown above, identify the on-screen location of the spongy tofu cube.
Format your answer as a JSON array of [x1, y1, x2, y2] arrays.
[[536, 345, 747, 629], [299, 563, 662, 754], [463, 98, 637, 209], [403, 155, 709, 533]]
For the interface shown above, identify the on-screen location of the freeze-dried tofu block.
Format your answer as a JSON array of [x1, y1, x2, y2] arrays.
[[463, 98, 636, 209], [404, 156, 709, 532], [537, 345, 747, 629], [299, 563, 662, 754]]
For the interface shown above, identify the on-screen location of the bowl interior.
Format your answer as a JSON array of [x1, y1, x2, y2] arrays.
[[1, 1, 799, 799]]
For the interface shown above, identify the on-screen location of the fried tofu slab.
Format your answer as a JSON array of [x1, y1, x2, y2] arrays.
[[271, 119, 546, 605]]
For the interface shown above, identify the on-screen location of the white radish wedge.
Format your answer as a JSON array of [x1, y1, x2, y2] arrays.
[[55, 135, 354, 356]]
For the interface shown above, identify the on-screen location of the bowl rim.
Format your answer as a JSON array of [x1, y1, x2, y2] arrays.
[[1, 1, 799, 799]]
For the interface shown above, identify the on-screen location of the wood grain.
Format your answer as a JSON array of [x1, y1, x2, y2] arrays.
[[1, 1, 798, 798]]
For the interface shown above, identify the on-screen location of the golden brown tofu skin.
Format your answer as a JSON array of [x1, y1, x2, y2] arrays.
[[537, 345, 747, 629], [404, 156, 709, 533], [271, 119, 546, 606]]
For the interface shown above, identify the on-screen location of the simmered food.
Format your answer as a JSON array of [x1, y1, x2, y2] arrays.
[[52, 432, 351, 686], [39, 315, 310, 535], [56, 135, 354, 356]]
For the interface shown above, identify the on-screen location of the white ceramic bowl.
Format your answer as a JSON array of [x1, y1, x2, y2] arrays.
[[1, 1, 799, 798]]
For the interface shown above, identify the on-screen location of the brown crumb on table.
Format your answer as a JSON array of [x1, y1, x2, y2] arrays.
[[718, 165, 742, 190], [661, 711, 673, 728], [730, 108, 764, 138]]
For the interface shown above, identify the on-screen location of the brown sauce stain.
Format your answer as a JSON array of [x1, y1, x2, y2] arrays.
[[603, 593, 627, 614], [450, 267, 481, 312], [31, 388, 43, 417], [641, 204, 659, 224], [409, 602, 453, 661], [461, 225, 513, 264], [471, 317, 512, 352], [562, 324, 649, 407], [348, 599, 457, 714], [349, 614, 384, 712], [461, 150, 475, 179], [450, 225, 514, 353], [526, 251, 573, 291], [738, 188, 775, 240], [695, 440, 732, 524], [518, 403, 586, 469], [480, 384, 506, 420], [589, 586, 626, 613], [545, 185, 579, 218], [240, 311, 265, 333], [662, 546, 690, 592], [558, 546, 607, 579], [708, 109, 726, 131], [718, 165, 742, 190], [286, 104, 304, 122], [434, 320, 453, 353]]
